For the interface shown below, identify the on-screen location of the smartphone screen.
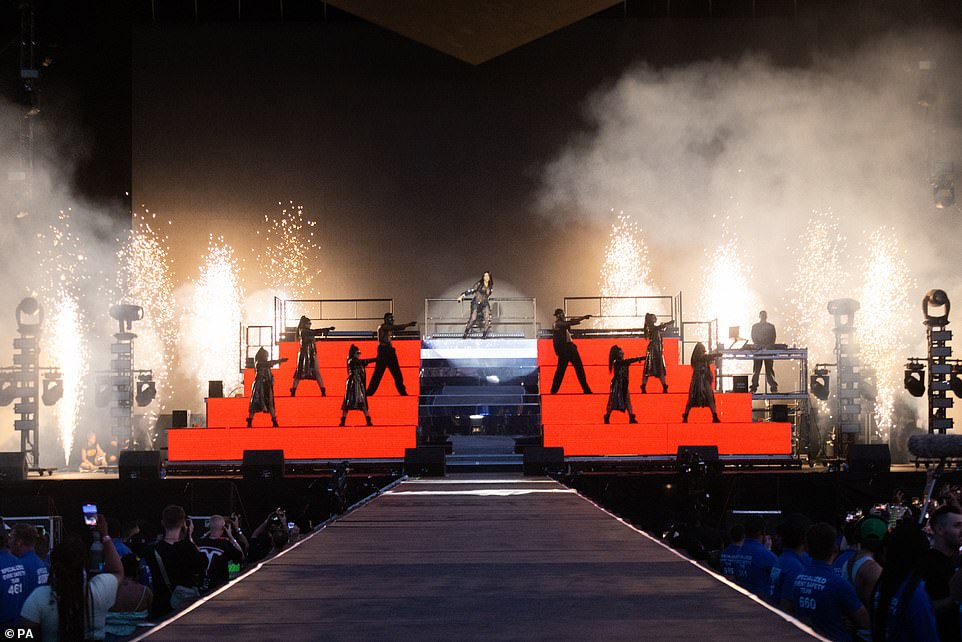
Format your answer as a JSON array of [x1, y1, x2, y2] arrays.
[[82, 504, 98, 527], [287, 521, 295, 530]]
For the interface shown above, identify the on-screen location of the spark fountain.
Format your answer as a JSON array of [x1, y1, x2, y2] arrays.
[[599, 211, 656, 327], [254, 201, 322, 299]]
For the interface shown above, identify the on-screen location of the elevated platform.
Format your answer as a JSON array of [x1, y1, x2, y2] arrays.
[[141, 476, 816, 641], [541, 392, 753, 423], [207, 397, 417, 427]]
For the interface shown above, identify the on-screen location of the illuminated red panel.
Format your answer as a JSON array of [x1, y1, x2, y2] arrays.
[[243, 366, 420, 397], [536, 337, 680, 367], [667, 422, 792, 455], [540, 364, 694, 394], [541, 392, 752, 423], [207, 396, 418, 427], [543, 424, 669, 456], [168, 425, 417, 461]]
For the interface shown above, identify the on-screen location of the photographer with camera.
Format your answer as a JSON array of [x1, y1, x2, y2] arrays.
[[20, 513, 123, 641], [144, 505, 207, 619], [249, 509, 295, 563], [197, 515, 245, 590]]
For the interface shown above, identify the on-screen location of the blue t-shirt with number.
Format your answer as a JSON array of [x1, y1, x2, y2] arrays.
[[733, 538, 778, 599], [17, 550, 49, 598], [792, 560, 863, 641], [770, 549, 810, 603], [719, 543, 741, 581], [0, 550, 27, 628]]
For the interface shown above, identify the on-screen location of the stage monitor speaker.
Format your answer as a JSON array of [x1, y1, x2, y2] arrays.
[[676, 445, 720, 470], [243, 449, 285, 481], [119, 450, 162, 481], [404, 447, 446, 477], [847, 444, 891, 474], [208, 381, 224, 399], [0, 452, 27, 481], [771, 404, 790, 423], [523, 446, 565, 476], [171, 410, 190, 428], [732, 376, 749, 393]]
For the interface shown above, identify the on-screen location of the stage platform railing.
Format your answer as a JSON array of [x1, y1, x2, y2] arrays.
[[561, 294, 678, 331], [274, 297, 395, 340], [424, 297, 537, 339]]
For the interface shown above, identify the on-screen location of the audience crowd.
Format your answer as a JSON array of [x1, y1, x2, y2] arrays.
[[1, 505, 302, 641]]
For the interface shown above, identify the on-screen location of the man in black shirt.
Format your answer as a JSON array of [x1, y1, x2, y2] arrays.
[[750, 310, 778, 393], [550, 308, 592, 395], [918, 505, 962, 642], [366, 313, 417, 396], [145, 505, 209, 618], [197, 515, 245, 590]]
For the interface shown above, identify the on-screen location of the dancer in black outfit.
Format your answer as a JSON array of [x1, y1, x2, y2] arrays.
[[641, 313, 674, 393], [340, 344, 377, 426], [550, 308, 592, 394], [367, 313, 417, 396], [458, 271, 494, 339], [247, 348, 288, 427], [604, 344, 644, 424], [683, 342, 722, 423], [290, 316, 334, 397]]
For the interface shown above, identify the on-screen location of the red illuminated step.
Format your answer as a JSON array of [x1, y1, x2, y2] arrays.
[[536, 337, 680, 367], [168, 425, 416, 461], [207, 396, 417, 428], [543, 422, 791, 457], [243, 366, 420, 397], [277, 339, 421, 365], [541, 392, 753, 423], [540, 364, 694, 394]]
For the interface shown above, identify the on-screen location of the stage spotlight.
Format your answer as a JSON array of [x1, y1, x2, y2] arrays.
[[904, 362, 926, 398], [923, 289, 951, 326], [136, 374, 156, 407], [934, 179, 955, 209], [109, 304, 143, 333], [950, 365, 962, 399], [15, 297, 42, 333], [94, 376, 111, 408], [810, 368, 830, 401], [41, 376, 63, 406], [0, 377, 17, 406]]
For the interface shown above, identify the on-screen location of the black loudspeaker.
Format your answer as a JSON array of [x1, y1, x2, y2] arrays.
[[119, 450, 162, 481], [243, 450, 285, 481], [771, 404, 790, 423], [523, 446, 565, 476], [0, 452, 27, 481], [404, 447, 446, 477], [676, 445, 720, 470], [208, 381, 224, 399], [847, 444, 891, 474], [171, 410, 190, 428], [732, 376, 749, 393]]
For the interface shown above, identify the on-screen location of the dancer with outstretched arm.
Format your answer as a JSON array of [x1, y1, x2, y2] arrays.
[[683, 342, 722, 423], [641, 313, 674, 394], [340, 344, 377, 426], [247, 347, 288, 427], [367, 312, 417, 396], [290, 316, 334, 397], [458, 271, 494, 339], [550, 308, 592, 394], [604, 344, 644, 424]]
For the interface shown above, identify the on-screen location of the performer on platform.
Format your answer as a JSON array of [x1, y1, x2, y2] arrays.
[[604, 344, 644, 424], [367, 312, 417, 397], [290, 316, 335, 397], [458, 271, 494, 339], [340, 344, 377, 426], [247, 347, 288, 427], [641, 313, 674, 394], [750, 310, 778, 393], [79, 431, 108, 471], [683, 342, 722, 423], [550, 308, 592, 394]]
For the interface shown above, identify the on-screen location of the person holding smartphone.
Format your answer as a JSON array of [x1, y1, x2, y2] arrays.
[[20, 513, 123, 641], [144, 505, 207, 618], [196, 515, 245, 590]]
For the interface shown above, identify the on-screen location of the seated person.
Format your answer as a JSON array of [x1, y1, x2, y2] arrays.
[[79, 432, 108, 471], [105, 553, 153, 640]]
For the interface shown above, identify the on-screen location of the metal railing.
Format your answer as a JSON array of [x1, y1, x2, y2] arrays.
[[424, 297, 537, 338], [274, 297, 394, 339], [680, 319, 718, 364]]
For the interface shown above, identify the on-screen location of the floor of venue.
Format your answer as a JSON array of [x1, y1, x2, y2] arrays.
[[138, 475, 816, 641]]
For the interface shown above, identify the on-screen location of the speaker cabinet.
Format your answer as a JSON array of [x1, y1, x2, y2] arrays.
[[732, 376, 749, 393], [522, 446, 565, 476], [847, 444, 891, 474], [119, 450, 162, 481], [404, 447, 446, 477], [676, 445, 720, 469], [242, 449, 285, 481], [208, 381, 224, 399], [171, 410, 190, 428], [0, 452, 27, 481]]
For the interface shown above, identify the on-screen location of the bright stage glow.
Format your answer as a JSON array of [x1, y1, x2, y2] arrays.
[[599, 211, 656, 326], [180, 236, 245, 398], [857, 227, 914, 441], [48, 296, 87, 466], [254, 201, 322, 298], [697, 221, 759, 345]]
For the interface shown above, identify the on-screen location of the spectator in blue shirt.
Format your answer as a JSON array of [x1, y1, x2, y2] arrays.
[[791, 522, 869, 641], [8, 524, 48, 598], [0, 529, 27, 631], [733, 517, 777, 599], [832, 519, 857, 578], [771, 514, 811, 608], [719, 524, 744, 582], [872, 522, 938, 642]]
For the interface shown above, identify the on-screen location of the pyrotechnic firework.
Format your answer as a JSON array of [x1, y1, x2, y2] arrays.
[[697, 218, 760, 344], [599, 211, 656, 326], [254, 201, 322, 299], [117, 209, 177, 444], [180, 236, 245, 398], [857, 227, 914, 441]]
